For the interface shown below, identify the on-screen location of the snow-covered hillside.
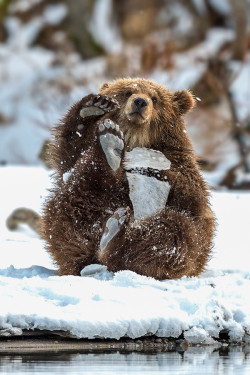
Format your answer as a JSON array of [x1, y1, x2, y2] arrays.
[[0, 166, 249, 344]]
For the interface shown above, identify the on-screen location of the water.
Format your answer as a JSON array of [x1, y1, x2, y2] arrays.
[[0, 346, 249, 375]]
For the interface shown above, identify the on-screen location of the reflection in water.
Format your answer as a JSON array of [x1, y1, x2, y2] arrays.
[[0, 346, 249, 374]]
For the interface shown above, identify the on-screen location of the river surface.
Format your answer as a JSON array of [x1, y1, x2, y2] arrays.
[[0, 346, 249, 375]]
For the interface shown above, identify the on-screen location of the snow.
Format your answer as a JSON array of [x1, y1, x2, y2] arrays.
[[229, 57, 250, 123], [43, 4, 68, 26], [63, 168, 74, 184], [208, 191, 250, 272], [209, 0, 232, 16], [0, 166, 250, 344], [90, 0, 122, 54]]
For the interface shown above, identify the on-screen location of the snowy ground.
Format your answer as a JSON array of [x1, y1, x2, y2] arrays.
[[0, 166, 250, 344]]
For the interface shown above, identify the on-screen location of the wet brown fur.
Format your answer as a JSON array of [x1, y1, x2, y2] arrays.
[[41, 78, 215, 279]]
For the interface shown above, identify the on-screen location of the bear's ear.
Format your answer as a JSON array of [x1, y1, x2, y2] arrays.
[[173, 90, 196, 115], [99, 82, 111, 92]]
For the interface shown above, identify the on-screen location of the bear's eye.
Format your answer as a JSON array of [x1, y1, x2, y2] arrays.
[[152, 97, 157, 105], [125, 91, 132, 98]]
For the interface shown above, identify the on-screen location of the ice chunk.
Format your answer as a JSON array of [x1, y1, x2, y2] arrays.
[[80, 264, 114, 281], [184, 327, 216, 345], [124, 148, 171, 220], [126, 172, 170, 220], [0, 327, 23, 337], [125, 148, 171, 171]]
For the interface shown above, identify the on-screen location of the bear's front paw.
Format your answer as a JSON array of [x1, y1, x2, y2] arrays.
[[98, 119, 124, 172], [99, 207, 130, 254], [80, 94, 119, 119]]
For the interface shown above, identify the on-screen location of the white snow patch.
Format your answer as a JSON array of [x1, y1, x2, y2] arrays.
[[229, 56, 250, 123], [184, 327, 216, 345], [63, 168, 74, 184], [43, 3, 68, 26], [90, 0, 122, 54], [209, 0, 232, 16]]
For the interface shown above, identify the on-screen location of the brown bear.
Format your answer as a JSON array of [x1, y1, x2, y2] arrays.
[[41, 78, 215, 280]]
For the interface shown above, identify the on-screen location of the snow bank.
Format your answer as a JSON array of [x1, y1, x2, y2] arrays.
[[0, 265, 249, 343], [0, 167, 250, 344]]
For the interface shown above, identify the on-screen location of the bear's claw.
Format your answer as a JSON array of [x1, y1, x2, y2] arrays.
[[80, 94, 119, 119], [99, 207, 130, 253], [98, 119, 124, 172]]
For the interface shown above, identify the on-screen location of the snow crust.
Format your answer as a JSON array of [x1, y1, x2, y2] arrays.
[[0, 166, 250, 344]]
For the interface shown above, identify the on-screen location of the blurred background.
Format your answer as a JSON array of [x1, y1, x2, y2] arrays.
[[0, 0, 250, 189]]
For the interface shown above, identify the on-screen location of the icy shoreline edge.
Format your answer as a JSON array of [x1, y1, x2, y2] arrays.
[[0, 334, 249, 354], [1, 265, 250, 346]]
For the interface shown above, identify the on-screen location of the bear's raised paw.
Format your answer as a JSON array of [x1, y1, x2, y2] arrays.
[[80, 94, 119, 119], [98, 119, 124, 172]]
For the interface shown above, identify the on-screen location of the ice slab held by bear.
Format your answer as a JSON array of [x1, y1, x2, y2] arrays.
[[126, 172, 171, 220], [124, 147, 171, 170], [125, 148, 171, 220]]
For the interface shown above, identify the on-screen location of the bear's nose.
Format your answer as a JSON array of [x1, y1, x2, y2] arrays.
[[133, 97, 148, 111]]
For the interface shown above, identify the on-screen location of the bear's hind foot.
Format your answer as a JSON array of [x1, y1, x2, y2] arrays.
[[80, 94, 119, 119], [99, 207, 130, 254], [98, 119, 124, 172]]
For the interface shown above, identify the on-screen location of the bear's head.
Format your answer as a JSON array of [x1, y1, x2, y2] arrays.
[[99, 78, 195, 152]]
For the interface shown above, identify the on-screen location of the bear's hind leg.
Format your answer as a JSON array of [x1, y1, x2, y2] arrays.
[[98, 207, 130, 267], [42, 121, 127, 276], [99, 208, 206, 280]]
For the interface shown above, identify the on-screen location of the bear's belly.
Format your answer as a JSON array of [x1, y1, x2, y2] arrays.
[[124, 148, 171, 220]]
